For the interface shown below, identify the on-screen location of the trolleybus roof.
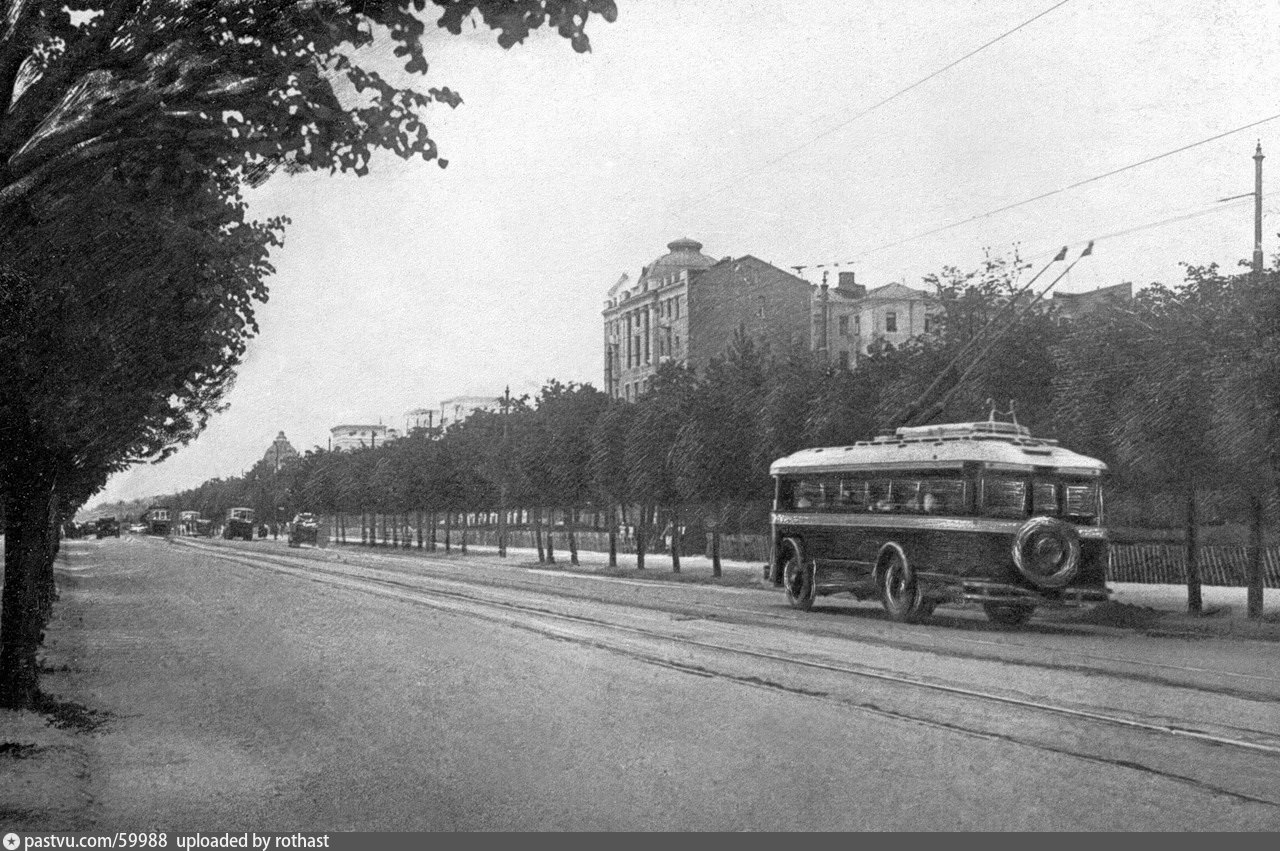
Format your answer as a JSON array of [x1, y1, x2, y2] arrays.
[[769, 421, 1107, 477]]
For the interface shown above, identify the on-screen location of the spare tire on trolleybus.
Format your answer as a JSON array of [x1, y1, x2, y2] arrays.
[[767, 418, 1110, 627]]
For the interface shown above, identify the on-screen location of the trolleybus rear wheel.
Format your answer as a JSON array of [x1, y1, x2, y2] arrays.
[[881, 548, 928, 623], [781, 540, 815, 611]]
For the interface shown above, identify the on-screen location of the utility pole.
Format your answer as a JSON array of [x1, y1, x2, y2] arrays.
[[1249, 142, 1266, 619], [1255, 142, 1265, 277], [498, 386, 510, 558]]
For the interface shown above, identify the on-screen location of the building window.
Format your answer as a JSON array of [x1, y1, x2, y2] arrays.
[[886, 311, 898, 333], [643, 311, 651, 364], [757, 296, 766, 319], [853, 314, 860, 333], [675, 296, 682, 318], [838, 315, 849, 337], [924, 315, 932, 333], [838, 350, 850, 370]]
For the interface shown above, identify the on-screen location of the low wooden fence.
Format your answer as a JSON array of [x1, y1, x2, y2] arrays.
[[1108, 543, 1280, 587], [320, 515, 1280, 587]]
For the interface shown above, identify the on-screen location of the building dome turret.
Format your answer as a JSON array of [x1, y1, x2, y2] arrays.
[[639, 236, 716, 288]]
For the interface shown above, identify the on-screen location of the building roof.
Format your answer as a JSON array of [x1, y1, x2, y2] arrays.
[[860, 282, 932, 301], [694, 254, 810, 288], [441, 395, 499, 406], [329, 424, 388, 432], [770, 421, 1107, 477], [638, 237, 717, 288]]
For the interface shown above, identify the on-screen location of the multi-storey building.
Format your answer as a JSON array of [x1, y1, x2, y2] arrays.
[[329, 424, 399, 452], [439, 395, 499, 429], [602, 238, 811, 400], [262, 431, 300, 471], [811, 272, 939, 370]]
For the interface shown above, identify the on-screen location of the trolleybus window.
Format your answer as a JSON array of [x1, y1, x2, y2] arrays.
[[834, 478, 869, 510], [868, 478, 893, 512], [982, 478, 1027, 518], [1032, 481, 1059, 516], [1064, 482, 1100, 520], [890, 479, 922, 513], [921, 478, 968, 514]]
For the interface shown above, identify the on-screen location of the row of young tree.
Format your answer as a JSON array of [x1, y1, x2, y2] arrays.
[[162, 255, 1280, 616], [0, 1, 618, 709]]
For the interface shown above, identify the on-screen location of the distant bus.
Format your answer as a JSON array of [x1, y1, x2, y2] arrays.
[[144, 505, 172, 536], [223, 507, 255, 541], [768, 418, 1110, 627]]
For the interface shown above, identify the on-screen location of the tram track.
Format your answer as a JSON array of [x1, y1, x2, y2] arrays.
[[186, 537, 1280, 704], [172, 537, 1280, 807]]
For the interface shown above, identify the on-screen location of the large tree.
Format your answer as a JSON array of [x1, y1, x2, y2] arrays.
[[0, 0, 618, 709]]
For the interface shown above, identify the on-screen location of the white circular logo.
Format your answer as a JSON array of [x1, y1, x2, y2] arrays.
[[3, 833, 20, 851]]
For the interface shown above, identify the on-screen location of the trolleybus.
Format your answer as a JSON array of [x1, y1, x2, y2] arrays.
[[768, 417, 1110, 626]]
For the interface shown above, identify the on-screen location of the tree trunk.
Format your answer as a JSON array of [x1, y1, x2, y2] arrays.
[[417, 510, 424, 549], [361, 511, 368, 546], [1184, 484, 1202, 614], [429, 510, 437, 551], [444, 511, 452, 553], [1, 457, 59, 709], [460, 510, 468, 555], [1248, 492, 1265, 619], [534, 508, 546, 563], [636, 504, 647, 570], [670, 505, 681, 573], [711, 518, 722, 578], [545, 508, 556, 564], [498, 498, 508, 558], [568, 508, 579, 565], [608, 505, 618, 568]]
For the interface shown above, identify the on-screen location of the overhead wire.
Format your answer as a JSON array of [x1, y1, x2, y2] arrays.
[[680, 0, 1075, 215], [849, 114, 1280, 260]]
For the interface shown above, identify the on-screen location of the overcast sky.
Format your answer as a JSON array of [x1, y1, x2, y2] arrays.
[[89, 0, 1280, 507]]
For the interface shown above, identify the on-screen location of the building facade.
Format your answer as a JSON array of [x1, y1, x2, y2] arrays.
[[439, 395, 499, 429], [812, 272, 939, 370], [602, 238, 811, 400], [262, 431, 299, 471], [329, 424, 398, 452]]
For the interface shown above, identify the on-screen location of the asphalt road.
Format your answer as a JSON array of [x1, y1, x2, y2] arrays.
[[36, 535, 1280, 830]]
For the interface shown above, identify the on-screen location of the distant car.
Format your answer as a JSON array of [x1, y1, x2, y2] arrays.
[[129, 524, 146, 533], [95, 518, 121, 538], [195, 518, 215, 537], [288, 513, 320, 548]]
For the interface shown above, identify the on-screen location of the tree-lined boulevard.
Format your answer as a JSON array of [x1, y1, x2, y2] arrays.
[[10, 534, 1278, 830]]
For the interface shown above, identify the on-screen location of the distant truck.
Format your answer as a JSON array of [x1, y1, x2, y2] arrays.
[[95, 517, 121, 538], [223, 507, 255, 541]]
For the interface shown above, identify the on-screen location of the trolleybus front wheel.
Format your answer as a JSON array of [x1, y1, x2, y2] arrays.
[[781, 540, 815, 611]]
